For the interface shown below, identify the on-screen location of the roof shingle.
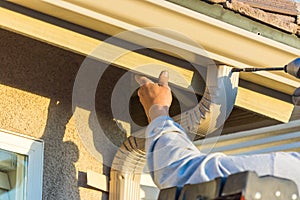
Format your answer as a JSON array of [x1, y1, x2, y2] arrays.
[[204, 0, 300, 35]]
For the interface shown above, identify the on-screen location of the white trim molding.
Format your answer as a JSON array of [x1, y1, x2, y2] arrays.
[[195, 119, 300, 155]]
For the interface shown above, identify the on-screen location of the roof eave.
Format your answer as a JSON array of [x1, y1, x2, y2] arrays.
[[3, 0, 300, 122]]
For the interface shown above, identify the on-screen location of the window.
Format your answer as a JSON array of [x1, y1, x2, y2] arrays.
[[0, 149, 27, 200], [0, 129, 43, 200]]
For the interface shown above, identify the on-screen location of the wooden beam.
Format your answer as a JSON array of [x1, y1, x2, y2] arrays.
[[236, 87, 294, 122], [0, 7, 294, 122]]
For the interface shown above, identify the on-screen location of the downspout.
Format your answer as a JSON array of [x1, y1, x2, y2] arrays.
[[109, 65, 239, 199]]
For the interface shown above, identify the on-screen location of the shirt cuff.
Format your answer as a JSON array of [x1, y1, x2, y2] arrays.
[[149, 104, 169, 122]]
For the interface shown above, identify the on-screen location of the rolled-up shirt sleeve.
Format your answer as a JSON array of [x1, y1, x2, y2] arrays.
[[145, 116, 300, 192]]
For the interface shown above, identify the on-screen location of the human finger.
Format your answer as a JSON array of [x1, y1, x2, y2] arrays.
[[135, 75, 154, 86], [158, 71, 169, 87]]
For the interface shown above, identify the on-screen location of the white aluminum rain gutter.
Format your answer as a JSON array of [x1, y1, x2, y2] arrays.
[[7, 0, 300, 95]]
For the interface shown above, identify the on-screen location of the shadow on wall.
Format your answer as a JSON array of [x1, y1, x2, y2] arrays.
[[0, 28, 127, 199]]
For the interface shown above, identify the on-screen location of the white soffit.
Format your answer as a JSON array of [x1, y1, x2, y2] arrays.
[[6, 0, 300, 95]]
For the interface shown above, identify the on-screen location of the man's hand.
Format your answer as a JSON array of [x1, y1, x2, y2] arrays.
[[135, 71, 172, 122]]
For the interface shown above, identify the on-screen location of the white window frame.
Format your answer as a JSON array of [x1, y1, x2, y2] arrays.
[[0, 128, 43, 200]]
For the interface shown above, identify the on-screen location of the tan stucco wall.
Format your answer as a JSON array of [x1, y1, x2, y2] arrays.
[[0, 29, 127, 199]]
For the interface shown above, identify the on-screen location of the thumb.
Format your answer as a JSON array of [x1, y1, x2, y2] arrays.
[[158, 71, 169, 86]]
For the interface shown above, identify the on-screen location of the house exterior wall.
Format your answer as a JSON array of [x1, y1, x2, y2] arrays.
[[0, 29, 126, 199]]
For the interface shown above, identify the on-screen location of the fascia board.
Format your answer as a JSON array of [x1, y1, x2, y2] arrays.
[[6, 0, 300, 95]]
